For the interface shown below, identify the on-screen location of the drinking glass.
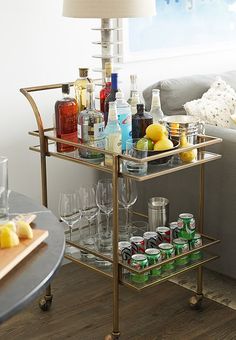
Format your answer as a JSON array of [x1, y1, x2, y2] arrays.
[[58, 192, 81, 254], [79, 186, 99, 247], [96, 178, 113, 239], [124, 138, 148, 176], [118, 178, 137, 233]]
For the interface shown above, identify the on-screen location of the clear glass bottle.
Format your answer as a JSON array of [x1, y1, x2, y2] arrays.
[[105, 101, 122, 167], [100, 62, 112, 114], [104, 73, 119, 126], [127, 74, 144, 115], [115, 91, 132, 152], [74, 68, 92, 113], [78, 83, 105, 160], [150, 89, 164, 123], [55, 84, 78, 153], [132, 104, 153, 139]]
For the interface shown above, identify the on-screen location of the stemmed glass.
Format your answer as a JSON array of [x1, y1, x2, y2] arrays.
[[78, 186, 99, 247], [58, 192, 81, 254], [118, 178, 137, 232], [96, 178, 113, 239]]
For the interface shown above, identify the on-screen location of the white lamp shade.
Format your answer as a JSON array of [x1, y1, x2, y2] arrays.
[[63, 0, 156, 18]]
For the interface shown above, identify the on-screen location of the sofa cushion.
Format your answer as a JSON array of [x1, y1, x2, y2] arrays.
[[184, 78, 236, 128], [143, 70, 236, 116]]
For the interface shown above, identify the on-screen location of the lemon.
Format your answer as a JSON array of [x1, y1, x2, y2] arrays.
[[16, 221, 33, 239], [154, 137, 173, 151], [1, 227, 19, 248], [179, 132, 197, 162], [146, 123, 167, 142]]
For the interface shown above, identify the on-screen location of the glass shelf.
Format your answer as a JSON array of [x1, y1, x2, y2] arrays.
[[120, 252, 218, 291]]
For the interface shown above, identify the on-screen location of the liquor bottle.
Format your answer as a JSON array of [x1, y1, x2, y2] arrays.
[[100, 62, 112, 114], [150, 89, 164, 123], [132, 104, 153, 139], [105, 102, 122, 167], [115, 91, 132, 152], [78, 83, 105, 160], [74, 68, 91, 113], [55, 84, 78, 153], [104, 73, 118, 126], [127, 74, 144, 115]]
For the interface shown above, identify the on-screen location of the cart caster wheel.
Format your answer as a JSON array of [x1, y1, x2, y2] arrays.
[[104, 333, 120, 340], [39, 295, 53, 311], [189, 294, 203, 310]]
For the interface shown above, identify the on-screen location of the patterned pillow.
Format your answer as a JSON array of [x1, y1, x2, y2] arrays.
[[184, 78, 236, 128]]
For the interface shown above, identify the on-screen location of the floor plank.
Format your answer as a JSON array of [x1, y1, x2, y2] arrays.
[[0, 263, 236, 340]]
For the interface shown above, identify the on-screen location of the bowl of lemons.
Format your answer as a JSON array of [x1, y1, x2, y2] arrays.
[[136, 123, 179, 165]]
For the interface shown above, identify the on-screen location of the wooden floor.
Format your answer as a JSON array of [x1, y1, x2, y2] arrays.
[[0, 263, 236, 340]]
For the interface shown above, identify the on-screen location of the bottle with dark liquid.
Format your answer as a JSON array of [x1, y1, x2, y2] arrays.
[[55, 84, 78, 153], [100, 62, 112, 115], [132, 104, 153, 139], [104, 73, 118, 125]]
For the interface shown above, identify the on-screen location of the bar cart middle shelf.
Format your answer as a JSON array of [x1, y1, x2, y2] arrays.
[[21, 83, 222, 340]]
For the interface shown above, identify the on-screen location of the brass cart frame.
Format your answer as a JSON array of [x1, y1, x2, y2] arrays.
[[21, 83, 222, 339]]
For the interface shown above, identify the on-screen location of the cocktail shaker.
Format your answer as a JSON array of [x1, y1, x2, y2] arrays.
[[148, 197, 169, 231]]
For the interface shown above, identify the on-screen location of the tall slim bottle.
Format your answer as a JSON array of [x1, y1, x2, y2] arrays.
[[100, 62, 112, 114], [150, 89, 164, 123], [78, 83, 105, 160], [132, 104, 153, 139], [74, 68, 91, 113], [104, 73, 118, 126], [105, 102, 122, 167], [55, 84, 78, 153], [115, 91, 132, 152]]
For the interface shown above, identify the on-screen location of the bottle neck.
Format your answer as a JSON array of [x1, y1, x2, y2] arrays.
[[86, 91, 94, 110], [130, 76, 138, 92], [151, 92, 161, 109], [63, 92, 70, 100], [111, 74, 118, 91]]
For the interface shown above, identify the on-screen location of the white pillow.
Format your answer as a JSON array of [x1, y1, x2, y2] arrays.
[[184, 78, 236, 129]]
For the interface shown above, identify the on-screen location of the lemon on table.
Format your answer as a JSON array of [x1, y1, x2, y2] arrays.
[[0, 227, 19, 248], [154, 137, 174, 151], [146, 123, 167, 142], [16, 221, 33, 239]]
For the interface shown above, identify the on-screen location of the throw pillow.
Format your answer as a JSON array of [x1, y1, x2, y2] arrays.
[[183, 78, 236, 129]]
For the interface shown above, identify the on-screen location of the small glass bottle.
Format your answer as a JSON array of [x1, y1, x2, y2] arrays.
[[132, 104, 153, 139], [78, 83, 105, 160], [100, 62, 112, 114], [55, 84, 78, 153], [127, 74, 144, 115], [74, 68, 92, 113], [105, 102, 122, 167], [104, 73, 119, 126], [150, 89, 164, 123], [115, 91, 132, 152]]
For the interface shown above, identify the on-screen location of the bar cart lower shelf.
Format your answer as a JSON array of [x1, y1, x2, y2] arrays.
[[21, 82, 222, 339]]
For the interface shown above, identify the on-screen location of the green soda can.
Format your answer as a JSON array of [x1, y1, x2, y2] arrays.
[[189, 233, 203, 261], [173, 238, 189, 266], [177, 213, 196, 240], [130, 254, 149, 283], [159, 243, 175, 272], [145, 248, 162, 277]]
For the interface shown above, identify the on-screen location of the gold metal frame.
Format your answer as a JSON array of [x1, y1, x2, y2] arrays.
[[21, 82, 222, 339]]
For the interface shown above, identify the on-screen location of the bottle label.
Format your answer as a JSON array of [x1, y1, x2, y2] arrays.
[[78, 124, 82, 139], [106, 133, 122, 153], [118, 112, 132, 151], [94, 122, 105, 139]]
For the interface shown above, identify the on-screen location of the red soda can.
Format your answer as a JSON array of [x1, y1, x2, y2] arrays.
[[130, 236, 145, 254], [156, 226, 171, 243]]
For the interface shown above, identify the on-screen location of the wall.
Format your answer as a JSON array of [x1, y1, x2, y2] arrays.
[[0, 0, 236, 216]]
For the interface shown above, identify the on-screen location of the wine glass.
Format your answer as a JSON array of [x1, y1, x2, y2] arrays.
[[118, 178, 137, 232], [79, 186, 99, 247], [96, 179, 113, 238], [58, 192, 81, 254]]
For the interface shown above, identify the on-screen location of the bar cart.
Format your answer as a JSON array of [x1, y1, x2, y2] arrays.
[[21, 82, 222, 339]]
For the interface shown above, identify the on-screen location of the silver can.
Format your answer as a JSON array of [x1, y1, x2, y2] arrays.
[[169, 221, 179, 243], [143, 231, 158, 249], [118, 241, 132, 264], [148, 197, 169, 231]]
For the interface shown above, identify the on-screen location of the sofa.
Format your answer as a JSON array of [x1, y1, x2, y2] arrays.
[[140, 70, 236, 279]]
